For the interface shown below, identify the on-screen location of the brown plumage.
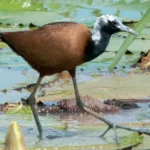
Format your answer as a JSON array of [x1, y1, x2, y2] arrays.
[[2, 22, 90, 76], [0, 15, 143, 144]]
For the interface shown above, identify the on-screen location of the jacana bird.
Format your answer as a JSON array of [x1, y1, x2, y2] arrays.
[[0, 15, 149, 144]]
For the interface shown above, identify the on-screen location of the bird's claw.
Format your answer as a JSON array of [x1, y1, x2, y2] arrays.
[[99, 123, 120, 145]]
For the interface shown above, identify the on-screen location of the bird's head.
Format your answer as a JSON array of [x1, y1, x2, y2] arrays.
[[95, 14, 138, 36]]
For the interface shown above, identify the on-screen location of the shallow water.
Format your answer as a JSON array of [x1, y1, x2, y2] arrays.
[[0, 106, 150, 148]]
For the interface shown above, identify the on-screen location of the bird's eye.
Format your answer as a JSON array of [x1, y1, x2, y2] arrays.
[[112, 20, 119, 26]]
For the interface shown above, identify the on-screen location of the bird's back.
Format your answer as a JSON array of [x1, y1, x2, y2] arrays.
[[1, 22, 91, 76]]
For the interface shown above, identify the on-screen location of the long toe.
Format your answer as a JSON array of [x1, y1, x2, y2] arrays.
[[112, 124, 120, 145], [99, 126, 111, 137], [99, 124, 120, 145]]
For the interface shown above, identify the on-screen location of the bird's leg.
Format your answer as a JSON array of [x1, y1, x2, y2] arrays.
[[99, 126, 111, 137], [28, 76, 43, 139], [69, 69, 150, 144]]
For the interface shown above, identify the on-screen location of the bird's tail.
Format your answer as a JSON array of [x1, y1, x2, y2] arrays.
[[0, 32, 5, 45], [0, 32, 3, 39]]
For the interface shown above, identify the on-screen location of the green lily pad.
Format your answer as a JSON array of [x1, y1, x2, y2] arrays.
[[24, 133, 143, 150], [0, 0, 149, 27], [6, 105, 32, 115]]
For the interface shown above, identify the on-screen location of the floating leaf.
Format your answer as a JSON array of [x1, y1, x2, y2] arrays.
[[6, 105, 32, 115], [0, 0, 149, 27], [24, 133, 143, 150]]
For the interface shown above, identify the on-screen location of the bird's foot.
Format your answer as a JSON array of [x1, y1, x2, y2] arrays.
[[77, 103, 150, 145], [37, 133, 45, 140], [99, 123, 120, 145], [99, 122, 150, 145]]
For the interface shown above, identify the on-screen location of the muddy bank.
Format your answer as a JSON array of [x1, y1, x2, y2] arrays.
[[1, 95, 148, 115]]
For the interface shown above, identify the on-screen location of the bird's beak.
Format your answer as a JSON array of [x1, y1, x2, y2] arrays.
[[119, 24, 138, 36]]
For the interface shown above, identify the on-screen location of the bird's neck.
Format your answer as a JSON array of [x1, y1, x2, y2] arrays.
[[85, 29, 111, 62]]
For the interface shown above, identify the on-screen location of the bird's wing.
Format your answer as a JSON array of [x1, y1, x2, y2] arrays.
[[2, 22, 91, 68]]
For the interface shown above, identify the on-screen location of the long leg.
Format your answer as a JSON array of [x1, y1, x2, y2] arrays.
[[69, 68, 150, 144], [28, 75, 43, 139]]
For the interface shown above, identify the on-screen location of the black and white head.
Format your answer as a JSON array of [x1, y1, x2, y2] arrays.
[[93, 14, 138, 36]]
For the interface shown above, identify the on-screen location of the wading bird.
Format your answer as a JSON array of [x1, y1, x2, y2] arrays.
[[0, 15, 149, 144]]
